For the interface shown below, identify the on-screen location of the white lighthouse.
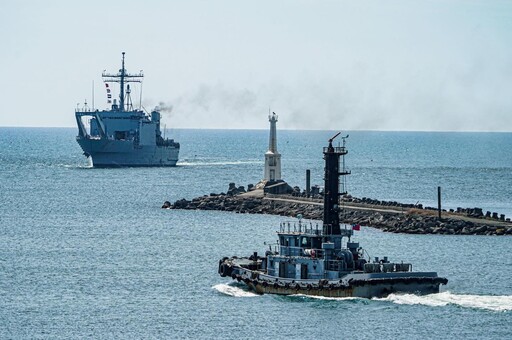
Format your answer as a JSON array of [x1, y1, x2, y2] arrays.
[[264, 112, 282, 182]]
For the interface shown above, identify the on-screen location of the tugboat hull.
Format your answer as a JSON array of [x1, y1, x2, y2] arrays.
[[249, 278, 441, 298], [219, 258, 447, 299]]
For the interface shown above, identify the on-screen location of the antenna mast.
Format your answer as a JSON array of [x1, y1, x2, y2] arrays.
[[139, 81, 143, 109], [322, 132, 350, 235], [92, 80, 95, 110], [102, 52, 144, 111]]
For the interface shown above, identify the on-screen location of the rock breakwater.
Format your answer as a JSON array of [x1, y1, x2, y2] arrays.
[[165, 193, 512, 236]]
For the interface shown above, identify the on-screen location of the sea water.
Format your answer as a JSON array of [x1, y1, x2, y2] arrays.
[[0, 127, 511, 339]]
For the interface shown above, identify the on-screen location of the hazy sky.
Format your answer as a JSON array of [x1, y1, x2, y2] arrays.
[[1, 0, 511, 131]]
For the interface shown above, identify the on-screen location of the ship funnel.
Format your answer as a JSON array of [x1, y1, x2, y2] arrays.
[[151, 111, 161, 122]]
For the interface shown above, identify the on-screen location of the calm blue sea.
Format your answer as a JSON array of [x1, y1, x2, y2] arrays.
[[1, 127, 511, 339]]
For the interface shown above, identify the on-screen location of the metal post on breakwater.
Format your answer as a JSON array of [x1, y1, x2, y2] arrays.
[[438, 186, 442, 220], [306, 169, 311, 197]]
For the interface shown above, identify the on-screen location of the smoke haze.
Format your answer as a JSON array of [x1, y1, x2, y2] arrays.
[[1, 0, 511, 131]]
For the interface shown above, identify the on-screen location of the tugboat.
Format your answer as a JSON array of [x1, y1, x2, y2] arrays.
[[218, 133, 447, 298], [75, 52, 180, 167]]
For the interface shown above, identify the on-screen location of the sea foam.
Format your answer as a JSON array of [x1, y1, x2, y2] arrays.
[[374, 291, 512, 312], [212, 283, 259, 297]]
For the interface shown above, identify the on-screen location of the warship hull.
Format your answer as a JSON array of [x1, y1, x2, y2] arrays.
[[77, 137, 179, 167], [219, 258, 446, 298]]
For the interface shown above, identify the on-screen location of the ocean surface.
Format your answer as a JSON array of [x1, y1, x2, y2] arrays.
[[1, 127, 511, 339]]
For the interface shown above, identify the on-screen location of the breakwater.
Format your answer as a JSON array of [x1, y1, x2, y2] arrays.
[[165, 191, 512, 236]]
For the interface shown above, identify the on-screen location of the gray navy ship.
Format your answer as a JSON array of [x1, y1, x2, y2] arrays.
[[75, 53, 179, 167], [218, 133, 448, 298]]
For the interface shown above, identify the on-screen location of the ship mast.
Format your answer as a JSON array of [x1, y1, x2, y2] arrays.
[[120, 52, 126, 110], [323, 132, 350, 235], [102, 52, 144, 111]]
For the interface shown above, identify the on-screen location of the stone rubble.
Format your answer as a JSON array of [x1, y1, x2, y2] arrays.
[[165, 191, 512, 236]]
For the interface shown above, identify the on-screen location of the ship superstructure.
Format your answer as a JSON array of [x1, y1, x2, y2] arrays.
[[75, 53, 179, 167], [218, 133, 447, 298]]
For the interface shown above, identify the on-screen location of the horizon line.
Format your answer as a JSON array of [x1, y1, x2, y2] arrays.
[[0, 125, 510, 134]]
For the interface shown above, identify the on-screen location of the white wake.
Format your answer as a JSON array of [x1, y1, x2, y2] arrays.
[[374, 291, 512, 312], [291, 294, 364, 302], [212, 285, 512, 311], [212, 283, 259, 298]]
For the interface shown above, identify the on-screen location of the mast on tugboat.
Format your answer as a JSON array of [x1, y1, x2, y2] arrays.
[[102, 52, 144, 111], [323, 132, 351, 235]]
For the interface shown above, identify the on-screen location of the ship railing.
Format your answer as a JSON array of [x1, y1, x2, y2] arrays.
[[279, 221, 322, 235], [363, 262, 412, 273], [277, 221, 356, 236], [75, 108, 97, 113], [323, 146, 347, 154]]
